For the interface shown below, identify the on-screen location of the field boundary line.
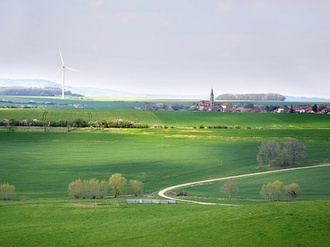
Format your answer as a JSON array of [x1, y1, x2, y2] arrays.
[[158, 164, 330, 206]]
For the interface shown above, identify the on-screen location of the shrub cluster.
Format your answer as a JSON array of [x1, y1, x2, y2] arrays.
[[207, 125, 241, 129], [90, 119, 149, 128], [0, 118, 44, 127], [0, 183, 15, 200]]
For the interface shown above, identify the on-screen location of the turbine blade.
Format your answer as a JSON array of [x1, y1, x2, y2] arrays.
[[59, 48, 64, 66], [66, 66, 80, 73], [52, 68, 63, 78]]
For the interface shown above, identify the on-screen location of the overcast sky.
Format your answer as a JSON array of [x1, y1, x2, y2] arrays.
[[1, 0, 330, 98]]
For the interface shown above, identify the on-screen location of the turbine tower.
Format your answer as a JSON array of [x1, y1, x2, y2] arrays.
[[53, 49, 79, 99]]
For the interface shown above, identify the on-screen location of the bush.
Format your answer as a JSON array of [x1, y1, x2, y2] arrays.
[[0, 183, 15, 200], [284, 183, 301, 200], [71, 118, 89, 127]]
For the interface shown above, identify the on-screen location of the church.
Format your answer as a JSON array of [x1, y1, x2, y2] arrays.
[[198, 89, 223, 112]]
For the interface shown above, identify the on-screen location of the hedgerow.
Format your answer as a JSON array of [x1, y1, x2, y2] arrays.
[[1, 118, 149, 129]]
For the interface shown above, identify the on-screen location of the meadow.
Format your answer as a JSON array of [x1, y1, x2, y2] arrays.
[[0, 103, 329, 246]]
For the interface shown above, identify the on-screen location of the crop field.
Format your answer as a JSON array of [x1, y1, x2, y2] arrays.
[[1, 108, 330, 129], [0, 105, 329, 246]]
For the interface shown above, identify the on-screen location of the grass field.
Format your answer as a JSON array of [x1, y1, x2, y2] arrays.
[[0, 105, 329, 246], [1, 200, 329, 247], [0, 128, 328, 199]]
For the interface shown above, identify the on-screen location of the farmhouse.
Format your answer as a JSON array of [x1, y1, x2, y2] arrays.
[[198, 89, 223, 112]]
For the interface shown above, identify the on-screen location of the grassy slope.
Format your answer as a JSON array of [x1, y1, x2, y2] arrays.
[[0, 200, 329, 247], [0, 128, 328, 199]]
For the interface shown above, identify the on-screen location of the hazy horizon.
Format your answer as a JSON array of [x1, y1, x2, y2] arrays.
[[1, 1, 330, 98]]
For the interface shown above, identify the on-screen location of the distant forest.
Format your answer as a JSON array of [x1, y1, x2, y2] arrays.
[[216, 93, 285, 101]]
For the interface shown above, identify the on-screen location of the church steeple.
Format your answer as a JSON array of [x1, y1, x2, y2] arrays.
[[210, 88, 214, 108]]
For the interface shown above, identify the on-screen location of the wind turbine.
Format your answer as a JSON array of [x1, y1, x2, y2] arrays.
[[53, 48, 79, 99]]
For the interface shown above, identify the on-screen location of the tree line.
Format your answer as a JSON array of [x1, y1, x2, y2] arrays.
[[67, 173, 144, 199], [0, 118, 149, 129]]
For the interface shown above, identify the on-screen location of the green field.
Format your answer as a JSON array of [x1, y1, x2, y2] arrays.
[[1, 200, 329, 247], [1, 108, 330, 129], [0, 106, 329, 246]]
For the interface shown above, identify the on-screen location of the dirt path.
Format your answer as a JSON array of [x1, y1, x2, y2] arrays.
[[158, 164, 330, 206]]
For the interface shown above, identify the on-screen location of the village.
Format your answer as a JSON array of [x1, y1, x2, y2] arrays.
[[142, 89, 330, 114]]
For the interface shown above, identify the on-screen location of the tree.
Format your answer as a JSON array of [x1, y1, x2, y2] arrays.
[[68, 179, 83, 199], [260, 180, 284, 201], [312, 104, 318, 113], [289, 105, 295, 113], [271, 180, 284, 201], [284, 139, 306, 166], [258, 141, 282, 166], [284, 183, 301, 200], [130, 180, 144, 197], [0, 183, 15, 200], [109, 173, 127, 198], [220, 178, 239, 199]]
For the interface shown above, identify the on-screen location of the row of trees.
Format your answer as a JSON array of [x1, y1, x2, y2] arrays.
[[260, 180, 301, 201], [67, 173, 144, 199], [257, 139, 306, 167], [219, 178, 301, 201], [0, 183, 15, 200]]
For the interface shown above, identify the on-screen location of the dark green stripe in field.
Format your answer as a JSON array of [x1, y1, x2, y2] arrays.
[[1, 109, 329, 128]]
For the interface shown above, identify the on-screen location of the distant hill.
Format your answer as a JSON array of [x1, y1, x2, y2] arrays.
[[0, 79, 204, 99], [285, 96, 330, 102], [0, 79, 82, 97]]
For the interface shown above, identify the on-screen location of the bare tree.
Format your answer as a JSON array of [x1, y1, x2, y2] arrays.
[[109, 173, 127, 198], [220, 178, 239, 199], [284, 139, 306, 166], [258, 141, 282, 166]]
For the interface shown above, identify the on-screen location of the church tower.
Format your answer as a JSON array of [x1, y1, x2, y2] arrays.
[[210, 88, 215, 109]]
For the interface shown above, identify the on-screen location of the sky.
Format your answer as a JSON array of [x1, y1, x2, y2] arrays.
[[1, 0, 330, 98]]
